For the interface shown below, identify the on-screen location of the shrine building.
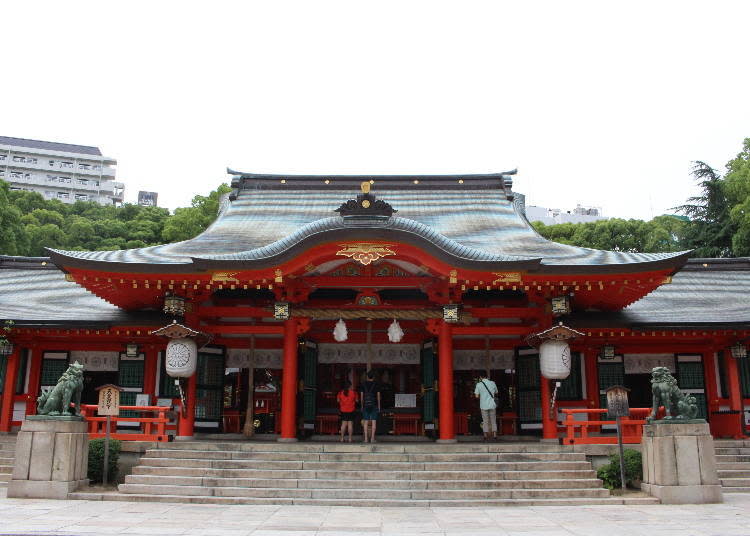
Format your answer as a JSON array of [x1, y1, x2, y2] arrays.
[[0, 170, 748, 441]]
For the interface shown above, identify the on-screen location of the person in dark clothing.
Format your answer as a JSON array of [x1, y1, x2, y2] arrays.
[[359, 370, 381, 443]]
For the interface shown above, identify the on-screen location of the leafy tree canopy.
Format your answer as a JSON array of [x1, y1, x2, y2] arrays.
[[532, 216, 686, 253], [0, 182, 230, 257], [536, 137, 750, 258]]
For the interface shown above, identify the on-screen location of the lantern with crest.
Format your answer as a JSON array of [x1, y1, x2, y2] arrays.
[[527, 323, 585, 380]]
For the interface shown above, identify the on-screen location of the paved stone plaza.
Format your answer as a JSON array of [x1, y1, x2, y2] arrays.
[[1, 490, 749, 536]]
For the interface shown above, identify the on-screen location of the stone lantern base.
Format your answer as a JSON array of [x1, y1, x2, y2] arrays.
[[641, 421, 722, 504], [7, 417, 89, 499]]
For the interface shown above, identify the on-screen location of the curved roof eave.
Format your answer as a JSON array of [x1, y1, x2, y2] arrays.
[[189, 216, 543, 271], [46, 213, 691, 276], [46, 215, 544, 274]]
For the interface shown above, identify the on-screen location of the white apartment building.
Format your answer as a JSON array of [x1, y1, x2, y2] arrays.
[[525, 204, 607, 225], [0, 136, 124, 205]]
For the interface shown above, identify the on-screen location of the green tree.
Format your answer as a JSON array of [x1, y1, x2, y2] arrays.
[[723, 138, 750, 256], [673, 161, 735, 257], [25, 223, 66, 256], [29, 209, 65, 227], [532, 217, 685, 253], [0, 181, 30, 255], [161, 184, 231, 242], [7, 190, 47, 214], [65, 217, 98, 249]]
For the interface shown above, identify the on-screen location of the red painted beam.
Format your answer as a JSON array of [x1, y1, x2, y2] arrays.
[[201, 325, 284, 335], [198, 306, 273, 318], [303, 276, 433, 288], [451, 326, 532, 336], [469, 307, 544, 318]]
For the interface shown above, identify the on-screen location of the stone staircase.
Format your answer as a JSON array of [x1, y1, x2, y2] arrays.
[[715, 439, 750, 493], [0, 434, 15, 488], [73, 441, 657, 506]]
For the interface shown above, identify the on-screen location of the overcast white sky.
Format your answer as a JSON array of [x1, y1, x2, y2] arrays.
[[3, 1, 749, 220]]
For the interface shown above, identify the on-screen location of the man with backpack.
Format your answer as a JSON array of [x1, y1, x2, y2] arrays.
[[360, 370, 381, 443], [474, 373, 499, 441]]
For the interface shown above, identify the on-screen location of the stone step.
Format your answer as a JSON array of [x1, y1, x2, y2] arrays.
[[124, 474, 603, 490], [0, 465, 12, 473], [718, 470, 750, 478], [143, 449, 586, 463], [715, 462, 750, 470], [723, 487, 750, 493], [118, 482, 611, 500], [0, 473, 10, 482], [715, 440, 750, 448], [131, 465, 598, 481], [714, 455, 750, 463], [112, 440, 620, 507], [154, 441, 573, 454], [138, 457, 593, 472], [71, 491, 658, 507], [0, 457, 13, 465], [720, 478, 750, 487], [715, 447, 750, 455]]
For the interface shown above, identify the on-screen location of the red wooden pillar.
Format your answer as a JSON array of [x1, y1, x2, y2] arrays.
[[279, 318, 299, 442], [584, 348, 599, 408], [0, 346, 21, 432], [702, 349, 719, 410], [176, 373, 197, 439], [142, 346, 159, 404], [26, 347, 42, 416], [725, 349, 743, 412], [437, 320, 455, 443], [722, 349, 746, 438], [540, 374, 557, 440]]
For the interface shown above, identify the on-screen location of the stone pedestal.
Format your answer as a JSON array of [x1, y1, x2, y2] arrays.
[[641, 421, 722, 504], [7, 417, 89, 499]]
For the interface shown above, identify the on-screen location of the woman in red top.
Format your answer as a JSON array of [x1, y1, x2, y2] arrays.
[[336, 381, 358, 442]]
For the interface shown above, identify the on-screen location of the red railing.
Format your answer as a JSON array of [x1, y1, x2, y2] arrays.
[[80, 405, 171, 442], [561, 407, 661, 445]]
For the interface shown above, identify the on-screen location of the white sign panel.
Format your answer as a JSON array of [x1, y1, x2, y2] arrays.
[[623, 354, 675, 374], [395, 393, 417, 408], [70, 351, 119, 371], [225, 349, 283, 369], [135, 394, 150, 407], [318, 344, 420, 364], [453, 350, 515, 371]]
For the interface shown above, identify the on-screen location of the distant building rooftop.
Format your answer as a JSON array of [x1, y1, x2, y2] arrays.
[[0, 136, 102, 156]]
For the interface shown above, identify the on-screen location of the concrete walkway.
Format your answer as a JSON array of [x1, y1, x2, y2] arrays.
[[1, 489, 749, 536]]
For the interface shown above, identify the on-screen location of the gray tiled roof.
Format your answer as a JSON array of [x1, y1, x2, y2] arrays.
[[569, 259, 750, 328], [0, 136, 102, 156], [0, 265, 151, 325], [48, 186, 689, 270], [1, 257, 749, 327]]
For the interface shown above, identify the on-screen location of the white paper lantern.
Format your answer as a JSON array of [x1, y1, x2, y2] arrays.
[[333, 319, 348, 342], [165, 338, 198, 377], [539, 339, 571, 379], [387, 319, 404, 343]]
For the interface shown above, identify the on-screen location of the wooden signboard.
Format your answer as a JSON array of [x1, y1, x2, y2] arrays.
[[94, 384, 124, 486], [97, 384, 122, 416]]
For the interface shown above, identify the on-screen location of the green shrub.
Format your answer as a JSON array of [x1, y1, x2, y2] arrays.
[[88, 438, 121, 484], [596, 448, 643, 489]]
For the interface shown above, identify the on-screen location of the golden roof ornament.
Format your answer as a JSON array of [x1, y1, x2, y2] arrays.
[[335, 180, 396, 219]]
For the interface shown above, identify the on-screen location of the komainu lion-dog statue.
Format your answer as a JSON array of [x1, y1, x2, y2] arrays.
[[36, 361, 84, 417], [647, 366, 699, 422]]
